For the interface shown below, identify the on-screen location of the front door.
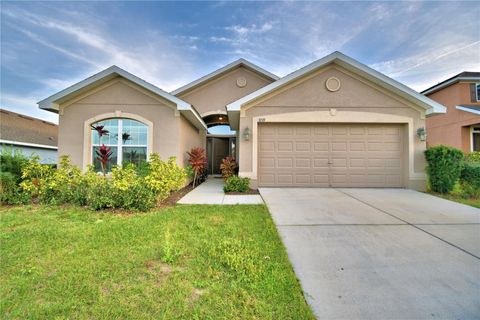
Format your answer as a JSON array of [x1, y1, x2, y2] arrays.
[[207, 137, 229, 174], [207, 137, 235, 174]]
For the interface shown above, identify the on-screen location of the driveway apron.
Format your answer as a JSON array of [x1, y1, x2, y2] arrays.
[[260, 188, 480, 320]]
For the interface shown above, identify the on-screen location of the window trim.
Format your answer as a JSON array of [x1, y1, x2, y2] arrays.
[[471, 126, 480, 152], [476, 83, 480, 102], [91, 118, 148, 169], [83, 112, 153, 171]]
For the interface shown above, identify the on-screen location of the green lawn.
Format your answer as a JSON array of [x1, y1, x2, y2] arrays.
[[0, 205, 314, 319], [429, 193, 480, 208]]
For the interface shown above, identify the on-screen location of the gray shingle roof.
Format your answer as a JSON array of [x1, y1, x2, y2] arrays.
[[0, 109, 58, 147], [421, 71, 480, 94]]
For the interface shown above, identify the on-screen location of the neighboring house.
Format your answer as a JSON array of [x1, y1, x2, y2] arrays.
[[38, 51, 446, 190], [421, 72, 480, 153], [0, 109, 58, 164]]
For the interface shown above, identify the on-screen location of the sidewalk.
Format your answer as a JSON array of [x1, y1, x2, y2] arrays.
[[177, 177, 264, 205]]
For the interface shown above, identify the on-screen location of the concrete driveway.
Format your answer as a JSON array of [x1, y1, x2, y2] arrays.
[[260, 188, 480, 319]]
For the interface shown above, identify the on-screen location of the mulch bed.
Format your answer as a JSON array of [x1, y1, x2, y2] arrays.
[[225, 189, 260, 195], [158, 183, 195, 207]]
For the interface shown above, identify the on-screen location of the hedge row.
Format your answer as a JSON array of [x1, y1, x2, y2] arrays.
[[425, 146, 480, 197], [0, 153, 187, 211]]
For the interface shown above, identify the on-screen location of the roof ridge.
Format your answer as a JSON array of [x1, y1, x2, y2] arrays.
[[0, 108, 58, 126], [421, 71, 480, 94], [171, 58, 278, 96]]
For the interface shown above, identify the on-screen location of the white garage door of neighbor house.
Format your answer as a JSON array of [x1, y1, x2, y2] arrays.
[[258, 123, 405, 187]]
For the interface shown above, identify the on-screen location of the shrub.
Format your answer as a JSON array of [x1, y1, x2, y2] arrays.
[[0, 149, 30, 204], [220, 156, 237, 180], [6, 152, 187, 211], [85, 175, 115, 210], [424, 145, 464, 193], [19, 156, 55, 200], [144, 154, 187, 201], [111, 164, 157, 211], [135, 160, 151, 177], [72, 166, 97, 206], [223, 176, 250, 193], [42, 156, 82, 205], [0, 148, 28, 182], [465, 151, 480, 163], [187, 147, 207, 187], [0, 172, 30, 205], [460, 162, 480, 198]]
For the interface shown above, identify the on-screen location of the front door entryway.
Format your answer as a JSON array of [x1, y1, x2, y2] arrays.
[[206, 136, 236, 174]]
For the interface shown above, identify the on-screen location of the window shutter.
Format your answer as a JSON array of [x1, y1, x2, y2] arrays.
[[470, 83, 477, 102]]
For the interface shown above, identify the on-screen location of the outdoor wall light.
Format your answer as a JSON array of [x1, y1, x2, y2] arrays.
[[417, 127, 426, 141], [243, 127, 251, 141]]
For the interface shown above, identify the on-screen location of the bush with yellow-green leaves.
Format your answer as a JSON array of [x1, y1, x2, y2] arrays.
[[2, 153, 187, 211]]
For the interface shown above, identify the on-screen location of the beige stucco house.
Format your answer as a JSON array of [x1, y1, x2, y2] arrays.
[[39, 52, 446, 190], [422, 72, 480, 153]]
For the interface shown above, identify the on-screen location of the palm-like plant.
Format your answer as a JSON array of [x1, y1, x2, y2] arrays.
[[96, 144, 112, 176], [122, 132, 131, 143], [90, 124, 109, 138], [187, 147, 207, 187]]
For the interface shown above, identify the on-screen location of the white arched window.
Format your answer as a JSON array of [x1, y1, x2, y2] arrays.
[[91, 118, 148, 172]]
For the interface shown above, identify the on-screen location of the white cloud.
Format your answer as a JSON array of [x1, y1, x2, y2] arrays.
[[2, 6, 195, 92], [1, 94, 59, 123], [226, 22, 273, 36], [7, 24, 100, 67], [372, 41, 480, 77]]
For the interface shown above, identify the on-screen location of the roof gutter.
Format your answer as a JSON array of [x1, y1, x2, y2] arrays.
[[38, 66, 207, 131], [0, 139, 58, 150], [227, 51, 446, 120], [422, 76, 480, 95]]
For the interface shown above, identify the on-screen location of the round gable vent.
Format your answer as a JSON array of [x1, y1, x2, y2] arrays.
[[236, 76, 247, 88], [325, 77, 341, 92]]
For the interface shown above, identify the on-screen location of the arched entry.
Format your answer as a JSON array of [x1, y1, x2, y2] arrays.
[[203, 114, 237, 175]]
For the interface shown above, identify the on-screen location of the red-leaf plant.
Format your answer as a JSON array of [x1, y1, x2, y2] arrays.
[[90, 124, 110, 138], [220, 156, 237, 180], [96, 144, 112, 176], [187, 147, 207, 187], [91, 124, 111, 175]]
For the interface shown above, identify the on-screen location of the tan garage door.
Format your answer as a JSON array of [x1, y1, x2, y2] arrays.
[[258, 123, 404, 187]]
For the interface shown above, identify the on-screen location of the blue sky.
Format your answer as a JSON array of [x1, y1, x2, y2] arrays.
[[1, 1, 479, 124]]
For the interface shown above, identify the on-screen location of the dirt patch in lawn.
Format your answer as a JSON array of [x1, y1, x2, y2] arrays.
[[189, 288, 207, 303]]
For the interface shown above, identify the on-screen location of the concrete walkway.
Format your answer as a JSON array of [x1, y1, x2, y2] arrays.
[[177, 177, 263, 205], [260, 188, 480, 320]]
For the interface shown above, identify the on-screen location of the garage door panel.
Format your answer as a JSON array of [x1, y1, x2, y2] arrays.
[[258, 173, 275, 184], [259, 157, 275, 168], [295, 158, 311, 168], [349, 126, 366, 135], [386, 158, 401, 168], [277, 174, 293, 184], [332, 127, 348, 135], [258, 123, 404, 187], [295, 141, 311, 151], [313, 142, 329, 151], [332, 142, 347, 151], [277, 127, 294, 135], [313, 158, 329, 168], [259, 141, 275, 152], [277, 158, 293, 168], [349, 142, 365, 151], [314, 127, 329, 135], [295, 126, 311, 135], [277, 141, 293, 152]]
